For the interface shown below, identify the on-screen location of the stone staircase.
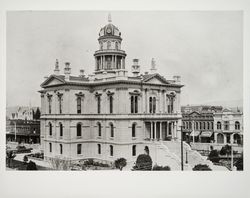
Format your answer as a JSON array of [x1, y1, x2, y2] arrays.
[[162, 141, 214, 169]]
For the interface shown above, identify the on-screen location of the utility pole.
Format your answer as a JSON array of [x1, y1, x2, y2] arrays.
[[180, 125, 184, 171]]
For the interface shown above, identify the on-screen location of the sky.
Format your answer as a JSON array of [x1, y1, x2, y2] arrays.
[[6, 11, 243, 107]]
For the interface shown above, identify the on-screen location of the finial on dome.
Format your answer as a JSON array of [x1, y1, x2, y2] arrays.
[[108, 13, 112, 23]]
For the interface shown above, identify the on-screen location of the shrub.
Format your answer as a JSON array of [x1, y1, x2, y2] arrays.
[[208, 149, 220, 163], [133, 154, 152, 171], [235, 154, 243, 171], [193, 164, 212, 171], [152, 165, 171, 171], [26, 160, 37, 170], [114, 158, 127, 170], [23, 155, 28, 163]]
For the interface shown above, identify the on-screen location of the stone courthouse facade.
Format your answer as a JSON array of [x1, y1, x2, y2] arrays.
[[39, 15, 185, 167]]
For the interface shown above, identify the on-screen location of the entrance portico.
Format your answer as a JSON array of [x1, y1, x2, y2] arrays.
[[145, 121, 178, 141]]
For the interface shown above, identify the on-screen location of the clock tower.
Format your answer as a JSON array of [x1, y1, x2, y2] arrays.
[[94, 14, 127, 78]]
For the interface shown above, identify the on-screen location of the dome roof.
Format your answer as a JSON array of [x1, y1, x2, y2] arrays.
[[99, 23, 121, 37]]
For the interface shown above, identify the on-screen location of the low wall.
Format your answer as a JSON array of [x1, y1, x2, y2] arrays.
[[190, 142, 243, 153]]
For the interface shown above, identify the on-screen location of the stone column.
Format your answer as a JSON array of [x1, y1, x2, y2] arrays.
[[172, 122, 174, 139], [150, 122, 153, 140], [230, 134, 234, 144], [154, 122, 157, 140], [159, 122, 162, 140], [115, 56, 117, 69], [111, 55, 114, 69], [166, 121, 169, 138], [101, 56, 103, 70]]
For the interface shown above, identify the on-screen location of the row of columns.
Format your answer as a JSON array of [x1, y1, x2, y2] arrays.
[[95, 55, 125, 70], [148, 121, 178, 141]]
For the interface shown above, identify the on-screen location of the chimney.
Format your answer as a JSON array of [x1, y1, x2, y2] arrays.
[[64, 62, 71, 81], [79, 69, 85, 77], [173, 75, 181, 84], [150, 58, 157, 74], [131, 58, 140, 77], [54, 59, 60, 75]]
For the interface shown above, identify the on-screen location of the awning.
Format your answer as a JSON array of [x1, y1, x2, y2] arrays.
[[190, 131, 200, 136], [200, 131, 213, 137]]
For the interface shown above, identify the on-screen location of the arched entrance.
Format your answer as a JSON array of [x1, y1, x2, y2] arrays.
[[233, 133, 242, 145], [144, 146, 149, 155], [217, 133, 224, 144]]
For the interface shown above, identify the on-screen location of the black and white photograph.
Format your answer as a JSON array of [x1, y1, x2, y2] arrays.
[[5, 10, 243, 171], [1, 0, 250, 198]]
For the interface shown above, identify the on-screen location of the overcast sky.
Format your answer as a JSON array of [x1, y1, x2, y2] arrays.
[[6, 11, 243, 107]]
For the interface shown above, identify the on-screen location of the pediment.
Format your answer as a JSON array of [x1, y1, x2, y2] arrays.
[[41, 75, 65, 87], [189, 111, 201, 117], [143, 74, 169, 85]]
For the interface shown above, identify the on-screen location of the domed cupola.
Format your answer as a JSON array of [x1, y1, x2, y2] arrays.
[[94, 13, 127, 77]]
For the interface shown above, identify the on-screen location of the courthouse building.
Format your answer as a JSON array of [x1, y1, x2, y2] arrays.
[[39, 16, 184, 166]]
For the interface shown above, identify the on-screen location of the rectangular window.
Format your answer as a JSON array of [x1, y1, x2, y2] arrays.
[[48, 98, 52, 114], [109, 96, 113, 114], [49, 143, 52, 152], [59, 97, 62, 114], [224, 121, 229, 130], [77, 144, 82, 155], [110, 145, 113, 156], [135, 96, 138, 113], [97, 96, 101, 114], [98, 144, 101, 154], [77, 97, 81, 114]]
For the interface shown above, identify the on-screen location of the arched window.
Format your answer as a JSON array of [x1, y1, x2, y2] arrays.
[[132, 145, 136, 156], [144, 146, 149, 155], [153, 97, 156, 113], [189, 122, 192, 130], [49, 143, 52, 152], [59, 123, 63, 137], [235, 121, 240, 130], [77, 123, 82, 137], [110, 145, 113, 156], [77, 144, 82, 154], [77, 97, 81, 114], [132, 123, 136, 137], [203, 122, 206, 130], [199, 122, 202, 130], [107, 41, 111, 50], [110, 123, 114, 137], [196, 122, 199, 130], [211, 122, 214, 130], [217, 133, 224, 144], [98, 144, 101, 154], [97, 122, 101, 137], [109, 95, 113, 114], [49, 122, 52, 136], [149, 97, 152, 113], [59, 144, 63, 154], [207, 122, 210, 130], [115, 42, 118, 50]]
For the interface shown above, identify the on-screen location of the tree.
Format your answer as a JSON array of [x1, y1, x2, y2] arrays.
[[6, 150, 16, 168], [133, 154, 152, 171], [235, 153, 243, 171], [152, 165, 171, 171], [35, 108, 41, 120], [193, 164, 212, 171], [220, 144, 231, 156], [208, 149, 220, 163], [114, 158, 127, 170], [26, 160, 37, 170], [23, 155, 28, 164]]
